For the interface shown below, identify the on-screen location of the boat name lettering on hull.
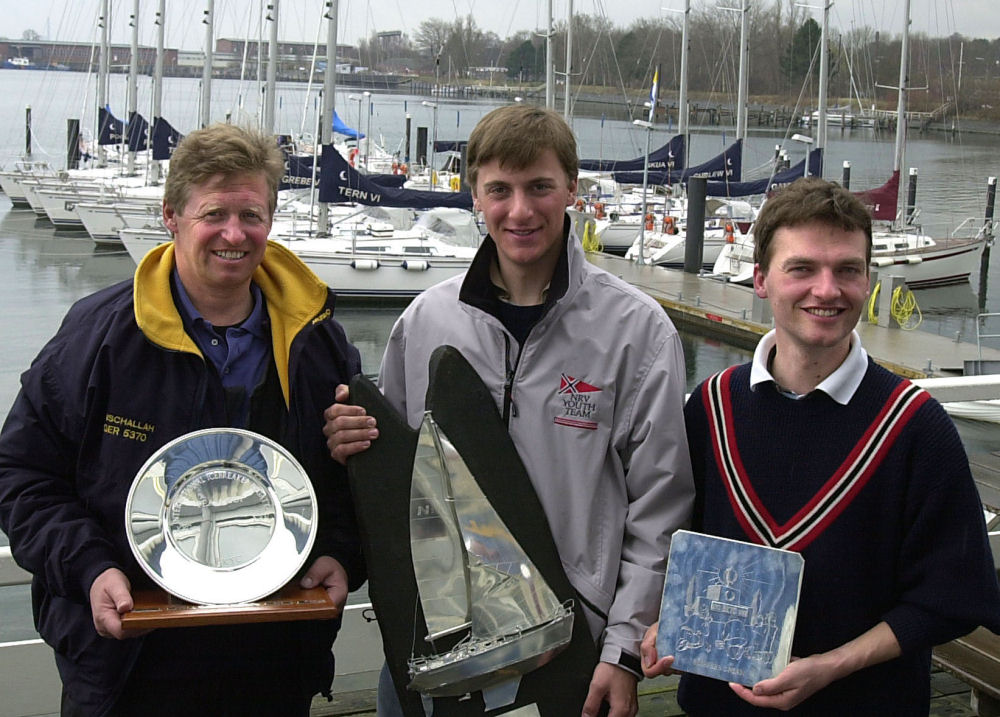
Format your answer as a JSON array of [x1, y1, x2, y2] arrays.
[[337, 187, 382, 203], [281, 174, 315, 187]]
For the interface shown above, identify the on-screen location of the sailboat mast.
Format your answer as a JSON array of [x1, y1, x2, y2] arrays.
[[264, 0, 279, 134], [678, 0, 690, 137], [318, 0, 338, 235], [816, 0, 830, 154], [736, 0, 749, 143], [97, 0, 110, 167], [127, 0, 140, 175], [893, 0, 911, 182], [150, 0, 165, 184], [563, 0, 573, 120], [545, 0, 554, 110], [201, 0, 214, 128]]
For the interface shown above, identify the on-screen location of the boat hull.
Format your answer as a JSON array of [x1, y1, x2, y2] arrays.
[[869, 238, 985, 289], [119, 229, 473, 299], [711, 234, 986, 289], [407, 608, 574, 697]]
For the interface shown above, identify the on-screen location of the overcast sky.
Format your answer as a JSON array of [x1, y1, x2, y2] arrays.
[[3, 0, 998, 52]]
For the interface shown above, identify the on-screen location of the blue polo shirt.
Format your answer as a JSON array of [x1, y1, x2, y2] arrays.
[[172, 270, 271, 426]]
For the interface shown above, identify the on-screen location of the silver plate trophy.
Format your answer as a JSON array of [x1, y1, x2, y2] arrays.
[[125, 428, 318, 606]]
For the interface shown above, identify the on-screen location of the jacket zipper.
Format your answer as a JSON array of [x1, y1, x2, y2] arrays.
[[502, 334, 519, 424]]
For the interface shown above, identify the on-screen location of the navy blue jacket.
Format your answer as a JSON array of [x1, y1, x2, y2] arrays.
[[0, 241, 364, 715]]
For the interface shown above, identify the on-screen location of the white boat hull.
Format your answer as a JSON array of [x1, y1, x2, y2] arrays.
[[77, 200, 163, 245], [711, 233, 987, 289], [119, 229, 474, 299], [275, 240, 472, 298], [626, 229, 731, 268], [869, 237, 986, 288], [596, 219, 642, 255]]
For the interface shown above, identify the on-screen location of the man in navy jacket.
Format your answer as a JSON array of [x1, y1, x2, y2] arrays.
[[0, 124, 364, 716]]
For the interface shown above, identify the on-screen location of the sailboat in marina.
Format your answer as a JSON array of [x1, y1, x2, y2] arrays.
[[405, 411, 574, 696], [576, 134, 688, 255], [709, 0, 992, 289], [117, 1, 482, 299], [9, 0, 182, 233]]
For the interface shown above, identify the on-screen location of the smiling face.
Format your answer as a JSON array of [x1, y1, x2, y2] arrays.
[[162, 172, 272, 318], [473, 148, 577, 281], [754, 221, 870, 360]]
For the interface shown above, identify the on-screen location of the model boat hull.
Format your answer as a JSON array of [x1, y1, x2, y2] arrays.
[[407, 608, 574, 697]]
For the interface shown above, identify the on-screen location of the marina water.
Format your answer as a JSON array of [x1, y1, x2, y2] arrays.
[[1, 69, 999, 642]]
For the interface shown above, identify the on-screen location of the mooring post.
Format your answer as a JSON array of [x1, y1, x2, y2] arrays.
[[25, 106, 32, 158], [66, 119, 81, 170], [979, 176, 997, 311], [404, 114, 412, 165], [906, 167, 918, 224], [416, 126, 428, 167], [684, 177, 706, 274]]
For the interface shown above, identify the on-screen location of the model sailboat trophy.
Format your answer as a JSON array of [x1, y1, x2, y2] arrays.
[[348, 346, 598, 716]]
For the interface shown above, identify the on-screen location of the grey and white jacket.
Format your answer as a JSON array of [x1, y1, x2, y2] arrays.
[[377, 218, 694, 670]]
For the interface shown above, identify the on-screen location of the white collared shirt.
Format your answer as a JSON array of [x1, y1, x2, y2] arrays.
[[749, 329, 869, 404]]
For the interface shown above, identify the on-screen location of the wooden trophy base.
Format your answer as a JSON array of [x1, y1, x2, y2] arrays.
[[121, 585, 340, 629]]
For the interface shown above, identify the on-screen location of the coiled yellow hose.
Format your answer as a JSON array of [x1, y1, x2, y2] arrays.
[[867, 281, 922, 330], [581, 219, 602, 253]]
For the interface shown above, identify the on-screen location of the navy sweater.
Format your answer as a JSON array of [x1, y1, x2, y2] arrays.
[[678, 360, 1000, 716]]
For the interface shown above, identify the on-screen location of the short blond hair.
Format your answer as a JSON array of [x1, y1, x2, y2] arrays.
[[164, 123, 285, 216]]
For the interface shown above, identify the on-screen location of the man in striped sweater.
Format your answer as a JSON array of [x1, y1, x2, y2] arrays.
[[640, 176, 1000, 715]]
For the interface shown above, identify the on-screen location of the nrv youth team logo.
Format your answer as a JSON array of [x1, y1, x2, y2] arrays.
[[554, 373, 602, 430]]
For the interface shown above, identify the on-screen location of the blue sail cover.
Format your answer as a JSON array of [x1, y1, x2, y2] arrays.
[[281, 150, 408, 191], [319, 145, 473, 209], [705, 147, 823, 197], [612, 139, 741, 186], [281, 153, 320, 191], [580, 134, 686, 173], [98, 106, 124, 146], [433, 140, 466, 153], [151, 117, 183, 160], [333, 110, 364, 139], [126, 112, 149, 152]]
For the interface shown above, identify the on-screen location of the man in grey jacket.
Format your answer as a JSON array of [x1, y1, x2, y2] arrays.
[[324, 104, 694, 716]]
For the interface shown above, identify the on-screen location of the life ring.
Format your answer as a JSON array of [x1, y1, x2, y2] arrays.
[[644, 212, 654, 231], [349, 147, 359, 167], [593, 202, 605, 220], [724, 222, 735, 243]]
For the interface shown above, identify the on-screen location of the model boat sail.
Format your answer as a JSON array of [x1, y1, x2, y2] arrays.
[[407, 411, 574, 697]]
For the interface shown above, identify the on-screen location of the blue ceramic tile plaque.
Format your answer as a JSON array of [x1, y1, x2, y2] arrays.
[[656, 530, 803, 685]]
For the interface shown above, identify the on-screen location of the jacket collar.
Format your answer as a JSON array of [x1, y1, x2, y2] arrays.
[[133, 240, 333, 406], [458, 214, 578, 317]]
